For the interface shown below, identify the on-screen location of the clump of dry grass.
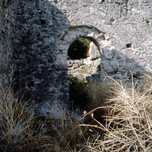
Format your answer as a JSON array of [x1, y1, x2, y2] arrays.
[[83, 75, 152, 152], [0, 88, 53, 152], [86, 81, 114, 109], [0, 88, 91, 152], [41, 108, 89, 152], [84, 79, 118, 125]]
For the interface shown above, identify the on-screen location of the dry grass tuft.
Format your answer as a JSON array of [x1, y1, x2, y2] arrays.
[[0, 88, 91, 152], [83, 75, 152, 152], [41, 111, 89, 152], [0, 88, 52, 152], [86, 81, 114, 109]]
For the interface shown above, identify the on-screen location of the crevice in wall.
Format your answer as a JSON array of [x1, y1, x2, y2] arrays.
[[40, 19, 46, 25], [28, 81, 35, 87], [146, 20, 149, 24], [126, 43, 132, 48]]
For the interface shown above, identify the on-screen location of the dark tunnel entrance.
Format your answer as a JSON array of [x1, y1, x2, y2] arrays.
[[68, 38, 91, 60]]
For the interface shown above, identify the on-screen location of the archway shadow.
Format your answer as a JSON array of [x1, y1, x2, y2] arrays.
[[13, 1, 71, 110], [87, 46, 151, 87]]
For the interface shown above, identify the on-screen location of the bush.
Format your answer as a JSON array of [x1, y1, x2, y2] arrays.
[[0, 88, 51, 152], [83, 75, 152, 152], [68, 75, 91, 108]]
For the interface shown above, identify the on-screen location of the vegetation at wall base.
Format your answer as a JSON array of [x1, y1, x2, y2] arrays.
[[0, 75, 152, 152], [68, 75, 91, 109]]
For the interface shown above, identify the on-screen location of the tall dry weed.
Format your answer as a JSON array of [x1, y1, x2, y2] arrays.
[[83, 75, 152, 152], [0, 88, 52, 152], [0, 88, 90, 152]]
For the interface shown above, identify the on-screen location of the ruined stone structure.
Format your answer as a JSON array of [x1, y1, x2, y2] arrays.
[[0, 0, 152, 114]]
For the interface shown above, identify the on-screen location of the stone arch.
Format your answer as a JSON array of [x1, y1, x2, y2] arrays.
[[56, 25, 105, 65]]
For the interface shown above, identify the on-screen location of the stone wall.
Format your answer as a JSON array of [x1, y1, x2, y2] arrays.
[[12, 0, 71, 114], [0, 0, 15, 88], [0, 0, 152, 115], [56, 0, 152, 85]]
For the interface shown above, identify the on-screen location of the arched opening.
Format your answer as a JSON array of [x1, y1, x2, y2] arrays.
[[67, 37, 100, 79], [68, 38, 91, 60], [57, 26, 105, 108], [67, 37, 101, 108]]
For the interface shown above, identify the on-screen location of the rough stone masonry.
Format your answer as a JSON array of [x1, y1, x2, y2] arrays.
[[0, 0, 152, 115]]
